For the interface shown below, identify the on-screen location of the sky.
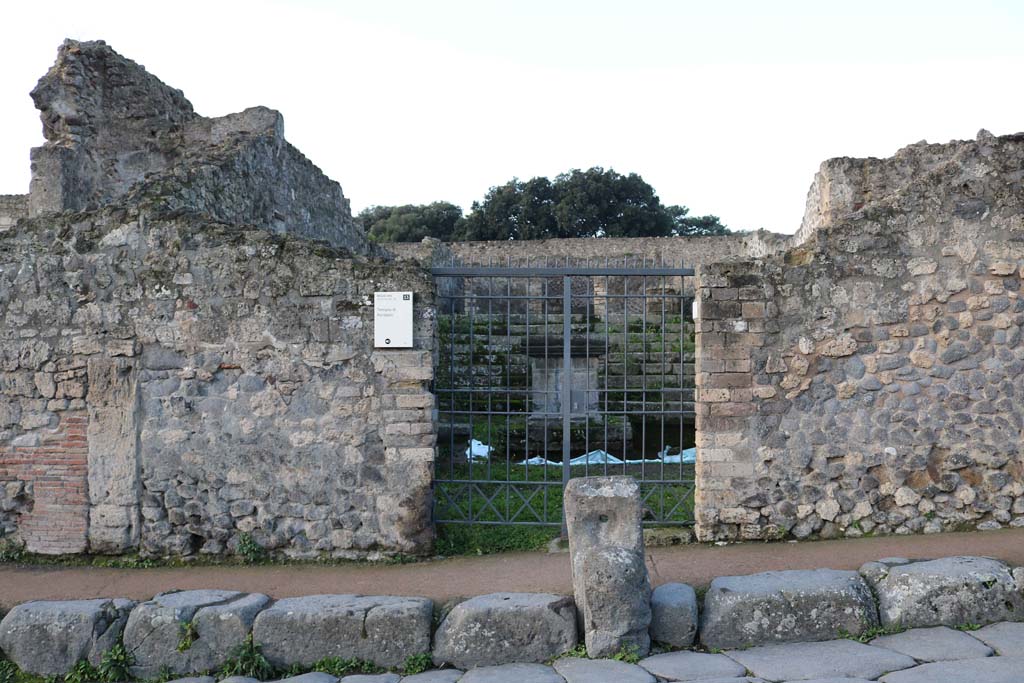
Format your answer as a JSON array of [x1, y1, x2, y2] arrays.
[[1, 1, 1022, 234]]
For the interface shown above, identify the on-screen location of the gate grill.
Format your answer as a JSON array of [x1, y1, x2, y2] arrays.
[[432, 258, 696, 527]]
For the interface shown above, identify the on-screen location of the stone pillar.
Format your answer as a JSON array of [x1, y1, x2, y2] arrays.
[[564, 475, 651, 658], [86, 357, 141, 553], [693, 261, 772, 542]]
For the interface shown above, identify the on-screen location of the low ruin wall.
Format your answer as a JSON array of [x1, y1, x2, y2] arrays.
[[0, 208, 436, 558], [695, 131, 1024, 541]]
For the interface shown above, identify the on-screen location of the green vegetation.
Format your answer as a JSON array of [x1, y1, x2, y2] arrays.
[[217, 634, 275, 681], [97, 643, 133, 683], [177, 621, 198, 652], [0, 660, 16, 683], [435, 524, 559, 556], [956, 622, 983, 631], [361, 167, 728, 242], [310, 657, 382, 677], [401, 654, 434, 675], [611, 645, 642, 664], [236, 533, 268, 564], [63, 661, 98, 683], [838, 624, 906, 643]]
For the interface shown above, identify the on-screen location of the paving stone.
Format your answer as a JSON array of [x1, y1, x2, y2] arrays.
[[879, 657, 1024, 683], [167, 677, 215, 683], [219, 678, 260, 683], [125, 589, 270, 678], [869, 626, 992, 661], [860, 556, 1024, 628], [0, 598, 135, 675], [433, 592, 577, 668], [457, 663, 565, 683], [638, 651, 747, 681], [700, 569, 879, 649], [552, 657, 655, 683], [277, 675, 339, 683], [783, 679, 874, 683], [650, 583, 698, 648], [399, 672, 464, 683], [253, 594, 433, 669], [340, 675, 401, 683], [724, 640, 917, 681], [968, 621, 1024, 655]]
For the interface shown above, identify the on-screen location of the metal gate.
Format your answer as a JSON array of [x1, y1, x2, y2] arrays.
[[431, 258, 696, 528]]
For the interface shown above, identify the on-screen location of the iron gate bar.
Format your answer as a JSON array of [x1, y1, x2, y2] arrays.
[[432, 257, 697, 528]]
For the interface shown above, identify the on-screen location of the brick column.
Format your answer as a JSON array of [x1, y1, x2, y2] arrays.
[[694, 262, 769, 541]]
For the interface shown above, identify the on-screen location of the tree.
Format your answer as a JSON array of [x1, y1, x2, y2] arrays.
[[360, 202, 464, 243], [665, 205, 729, 237], [462, 167, 728, 240]]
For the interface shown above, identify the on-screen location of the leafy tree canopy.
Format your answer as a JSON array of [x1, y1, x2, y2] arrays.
[[361, 168, 728, 242], [360, 201, 464, 243]]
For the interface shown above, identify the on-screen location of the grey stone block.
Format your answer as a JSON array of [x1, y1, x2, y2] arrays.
[[252, 594, 432, 669], [399, 672, 463, 683], [552, 657, 655, 683], [124, 589, 270, 678], [219, 678, 260, 683], [724, 640, 917, 681], [457, 663, 565, 683], [638, 651, 746, 681], [340, 675, 400, 683], [860, 556, 1024, 628], [565, 476, 651, 659], [869, 626, 993, 661], [166, 678, 215, 683], [0, 598, 135, 675], [968, 621, 1024, 655], [649, 583, 698, 648], [433, 592, 577, 668], [278, 674, 339, 683], [879, 657, 1024, 683], [700, 569, 878, 649]]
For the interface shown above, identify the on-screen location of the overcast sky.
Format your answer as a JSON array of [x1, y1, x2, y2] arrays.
[[1, 1, 1022, 234]]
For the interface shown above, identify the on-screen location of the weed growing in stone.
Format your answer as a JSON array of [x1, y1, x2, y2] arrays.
[[217, 635, 274, 681], [310, 657, 382, 676], [401, 654, 433, 675], [611, 645, 641, 664], [176, 621, 198, 652], [62, 661, 97, 683], [0, 660, 17, 683], [956, 622, 982, 631], [838, 624, 905, 643], [97, 644, 133, 683], [236, 534, 268, 564]]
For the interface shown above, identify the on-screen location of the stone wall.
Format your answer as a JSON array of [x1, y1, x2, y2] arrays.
[[694, 130, 1024, 542], [27, 40, 374, 256], [0, 195, 27, 232], [387, 230, 795, 271], [0, 206, 436, 558], [0, 40, 435, 558]]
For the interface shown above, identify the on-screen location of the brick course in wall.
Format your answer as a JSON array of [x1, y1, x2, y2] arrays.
[[0, 412, 89, 554]]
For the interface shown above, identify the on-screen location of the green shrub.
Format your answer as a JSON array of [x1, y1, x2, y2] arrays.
[[402, 653, 433, 675], [236, 534, 268, 564], [217, 635, 274, 681], [310, 657, 381, 676], [97, 644, 133, 683]]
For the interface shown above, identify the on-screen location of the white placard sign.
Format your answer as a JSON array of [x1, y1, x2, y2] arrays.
[[374, 291, 414, 348]]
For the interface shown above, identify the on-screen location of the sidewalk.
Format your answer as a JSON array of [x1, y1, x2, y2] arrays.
[[1, 528, 1022, 609]]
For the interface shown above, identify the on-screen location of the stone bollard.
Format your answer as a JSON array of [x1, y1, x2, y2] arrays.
[[564, 476, 652, 658]]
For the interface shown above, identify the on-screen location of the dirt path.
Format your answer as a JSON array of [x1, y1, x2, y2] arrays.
[[2, 528, 1023, 609]]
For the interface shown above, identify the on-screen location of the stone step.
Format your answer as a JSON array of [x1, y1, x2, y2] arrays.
[[700, 568, 879, 650]]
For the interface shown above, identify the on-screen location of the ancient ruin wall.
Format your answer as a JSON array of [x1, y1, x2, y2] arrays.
[[387, 230, 795, 269], [0, 195, 28, 232], [0, 40, 434, 557], [0, 208, 436, 557], [27, 40, 374, 256], [695, 131, 1024, 542]]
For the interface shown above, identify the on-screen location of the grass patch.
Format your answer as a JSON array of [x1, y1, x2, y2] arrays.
[[435, 524, 559, 556]]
